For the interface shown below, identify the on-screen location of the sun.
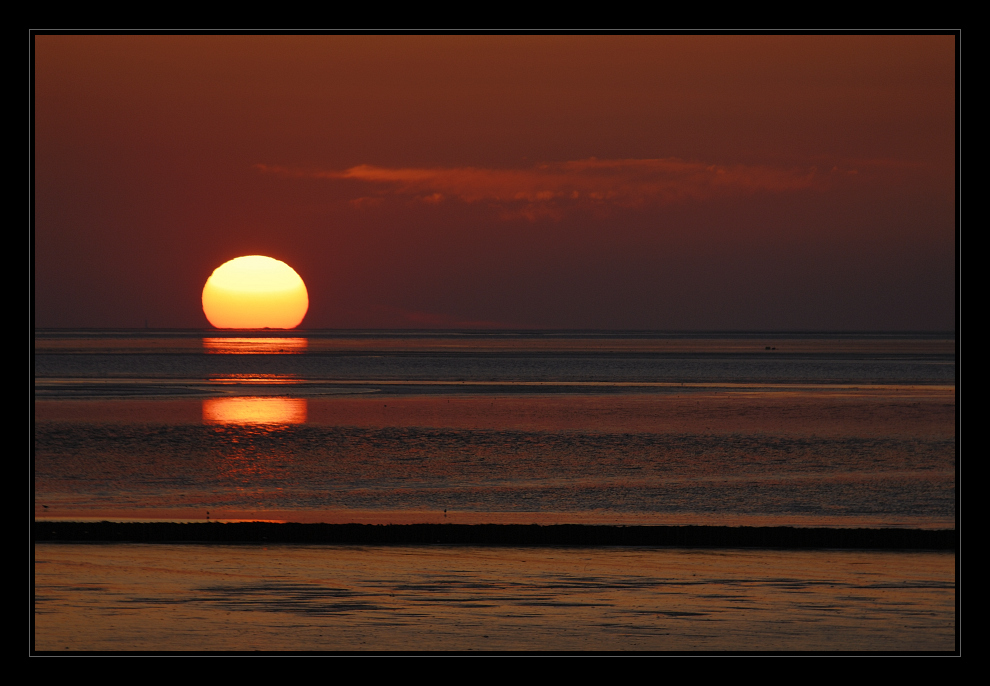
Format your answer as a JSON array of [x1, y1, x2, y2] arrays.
[[202, 255, 309, 329]]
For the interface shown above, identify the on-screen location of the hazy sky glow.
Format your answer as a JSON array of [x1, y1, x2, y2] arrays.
[[34, 34, 956, 330]]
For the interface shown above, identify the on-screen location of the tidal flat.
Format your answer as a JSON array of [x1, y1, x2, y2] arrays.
[[34, 331, 957, 652], [34, 543, 954, 652]]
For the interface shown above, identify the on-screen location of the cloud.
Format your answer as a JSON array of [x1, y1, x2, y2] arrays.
[[255, 157, 823, 218]]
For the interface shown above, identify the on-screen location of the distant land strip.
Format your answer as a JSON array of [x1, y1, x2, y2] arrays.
[[33, 522, 955, 550]]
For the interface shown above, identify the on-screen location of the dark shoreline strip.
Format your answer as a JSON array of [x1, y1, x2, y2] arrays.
[[33, 522, 955, 550]]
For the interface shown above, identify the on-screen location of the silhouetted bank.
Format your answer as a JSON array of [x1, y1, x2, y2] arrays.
[[34, 522, 955, 550]]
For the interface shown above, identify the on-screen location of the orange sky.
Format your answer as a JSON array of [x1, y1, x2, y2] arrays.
[[33, 35, 956, 330]]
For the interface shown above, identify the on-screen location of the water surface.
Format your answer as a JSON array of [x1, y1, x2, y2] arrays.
[[34, 330, 956, 652]]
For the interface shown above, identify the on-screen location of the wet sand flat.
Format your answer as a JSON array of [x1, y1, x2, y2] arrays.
[[34, 543, 955, 652]]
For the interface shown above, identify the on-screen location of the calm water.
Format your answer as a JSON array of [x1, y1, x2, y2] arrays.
[[34, 330, 956, 651], [34, 543, 955, 652], [35, 330, 955, 528]]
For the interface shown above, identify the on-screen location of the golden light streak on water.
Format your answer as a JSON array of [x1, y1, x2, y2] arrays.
[[202, 397, 307, 425]]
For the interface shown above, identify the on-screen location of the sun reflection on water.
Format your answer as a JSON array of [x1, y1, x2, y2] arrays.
[[208, 374, 302, 385], [202, 337, 308, 354], [202, 397, 308, 425]]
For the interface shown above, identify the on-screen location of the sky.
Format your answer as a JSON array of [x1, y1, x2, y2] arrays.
[[33, 35, 957, 330]]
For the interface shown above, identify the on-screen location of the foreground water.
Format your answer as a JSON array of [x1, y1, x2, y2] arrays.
[[33, 330, 956, 651], [35, 543, 954, 651]]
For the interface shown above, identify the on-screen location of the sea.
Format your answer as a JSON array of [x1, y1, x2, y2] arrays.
[[33, 330, 957, 652]]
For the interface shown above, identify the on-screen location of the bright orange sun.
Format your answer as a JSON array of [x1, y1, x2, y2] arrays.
[[202, 255, 309, 329]]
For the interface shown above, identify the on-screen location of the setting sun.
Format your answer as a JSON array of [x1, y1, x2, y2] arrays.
[[202, 255, 309, 329]]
